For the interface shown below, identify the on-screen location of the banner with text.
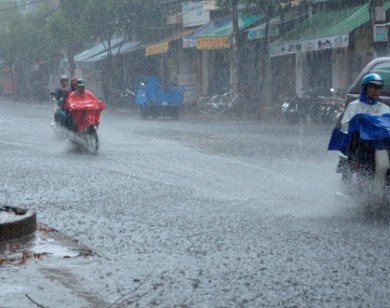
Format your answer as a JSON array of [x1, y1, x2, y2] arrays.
[[270, 35, 349, 57]]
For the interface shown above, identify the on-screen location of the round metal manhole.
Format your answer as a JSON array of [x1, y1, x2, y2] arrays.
[[0, 205, 36, 242]]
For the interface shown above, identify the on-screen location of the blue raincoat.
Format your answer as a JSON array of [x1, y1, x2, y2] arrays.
[[328, 113, 390, 154]]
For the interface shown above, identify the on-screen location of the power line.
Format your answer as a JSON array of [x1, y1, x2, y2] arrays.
[[0, 0, 49, 13]]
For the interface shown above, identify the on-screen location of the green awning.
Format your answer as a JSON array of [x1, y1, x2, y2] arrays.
[[197, 14, 262, 49], [200, 14, 262, 37], [270, 2, 390, 56], [83, 41, 143, 62], [74, 37, 124, 62], [247, 16, 280, 40]]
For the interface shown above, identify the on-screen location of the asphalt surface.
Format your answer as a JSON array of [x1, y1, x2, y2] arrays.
[[1, 100, 390, 308]]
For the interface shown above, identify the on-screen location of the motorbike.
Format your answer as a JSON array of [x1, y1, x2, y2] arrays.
[[328, 113, 390, 210], [108, 88, 135, 109], [50, 94, 106, 154], [119, 88, 135, 107], [50, 94, 67, 136], [318, 88, 345, 125], [281, 93, 312, 124], [282, 88, 344, 125]]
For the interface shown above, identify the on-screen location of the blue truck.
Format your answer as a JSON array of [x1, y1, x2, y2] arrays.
[[134, 76, 184, 119]]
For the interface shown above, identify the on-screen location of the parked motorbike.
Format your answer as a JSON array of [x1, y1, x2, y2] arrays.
[[50, 94, 106, 154], [318, 88, 345, 125], [120, 88, 135, 107], [281, 90, 316, 124], [328, 113, 390, 211], [282, 88, 344, 125], [108, 88, 135, 109]]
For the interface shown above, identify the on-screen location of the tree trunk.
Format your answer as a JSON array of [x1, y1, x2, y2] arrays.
[[231, 0, 239, 99], [260, 6, 273, 110]]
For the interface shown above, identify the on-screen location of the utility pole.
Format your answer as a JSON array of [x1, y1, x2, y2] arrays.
[[370, 0, 387, 56], [231, 0, 239, 99]]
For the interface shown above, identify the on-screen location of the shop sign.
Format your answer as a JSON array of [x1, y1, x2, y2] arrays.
[[247, 24, 279, 40], [374, 6, 386, 22], [145, 42, 169, 56], [182, 1, 210, 27], [270, 34, 349, 57], [3, 76, 14, 94], [374, 24, 388, 42], [177, 74, 197, 104], [197, 36, 230, 49], [183, 38, 197, 48]]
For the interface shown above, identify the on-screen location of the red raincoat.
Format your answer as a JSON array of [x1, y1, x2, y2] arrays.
[[65, 90, 106, 130]]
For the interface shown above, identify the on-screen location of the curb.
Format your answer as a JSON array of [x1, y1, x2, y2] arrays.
[[0, 206, 37, 242]]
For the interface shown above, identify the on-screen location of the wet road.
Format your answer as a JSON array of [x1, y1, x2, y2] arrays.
[[1, 101, 390, 307]]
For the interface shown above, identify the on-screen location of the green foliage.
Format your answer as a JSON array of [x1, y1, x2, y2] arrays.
[[83, 0, 162, 43], [46, 0, 89, 51], [215, 0, 292, 20], [0, 9, 54, 64]]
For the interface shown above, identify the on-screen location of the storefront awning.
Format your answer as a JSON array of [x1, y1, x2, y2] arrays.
[[145, 29, 195, 56], [74, 37, 124, 62], [183, 15, 231, 48], [269, 2, 390, 57], [197, 14, 263, 49], [82, 41, 143, 62], [247, 16, 280, 40]]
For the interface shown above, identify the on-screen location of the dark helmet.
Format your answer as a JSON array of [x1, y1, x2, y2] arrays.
[[60, 75, 69, 82], [77, 78, 86, 87], [70, 77, 78, 86], [361, 73, 384, 91]]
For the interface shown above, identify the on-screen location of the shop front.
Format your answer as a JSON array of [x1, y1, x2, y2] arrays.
[[182, 14, 263, 98], [269, 2, 390, 99]]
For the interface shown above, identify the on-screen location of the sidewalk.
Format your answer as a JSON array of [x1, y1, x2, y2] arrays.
[[1, 222, 108, 308]]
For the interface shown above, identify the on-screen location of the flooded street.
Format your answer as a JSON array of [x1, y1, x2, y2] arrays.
[[1, 101, 390, 307]]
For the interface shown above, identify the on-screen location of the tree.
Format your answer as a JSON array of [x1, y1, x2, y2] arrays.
[[0, 4, 56, 97], [216, 0, 284, 110], [82, 0, 162, 100], [241, 0, 282, 107], [46, 0, 89, 77]]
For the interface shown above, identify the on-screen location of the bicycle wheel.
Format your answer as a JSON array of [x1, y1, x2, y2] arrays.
[[211, 94, 228, 113], [198, 96, 212, 114]]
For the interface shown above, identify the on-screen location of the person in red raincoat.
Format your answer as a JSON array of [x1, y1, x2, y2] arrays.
[[69, 76, 78, 93], [64, 79, 106, 131]]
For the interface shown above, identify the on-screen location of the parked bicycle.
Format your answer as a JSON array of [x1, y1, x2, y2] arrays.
[[197, 93, 223, 114], [198, 88, 256, 115], [213, 89, 252, 114]]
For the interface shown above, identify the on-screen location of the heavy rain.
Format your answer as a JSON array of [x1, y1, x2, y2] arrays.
[[1, 1, 390, 307]]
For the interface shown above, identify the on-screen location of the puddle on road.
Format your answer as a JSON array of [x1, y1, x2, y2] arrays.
[[30, 237, 80, 258], [1, 222, 97, 267]]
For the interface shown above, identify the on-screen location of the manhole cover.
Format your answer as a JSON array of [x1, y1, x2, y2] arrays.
[[0, 205, 36, 242]]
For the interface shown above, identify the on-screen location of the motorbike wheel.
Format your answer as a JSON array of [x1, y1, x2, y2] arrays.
[[139, 107, 149, 119], [284, 103, 300, 124], [86, 126, 99, 154], [169, 107, 179, 119], [326, 105, 341, 125], [309, 103, 321, 124]]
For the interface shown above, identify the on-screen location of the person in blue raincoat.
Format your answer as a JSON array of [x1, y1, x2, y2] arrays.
[[340, 73, 390, 133], [53, 75, 69, 123], [328, 73, 390, 175]]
